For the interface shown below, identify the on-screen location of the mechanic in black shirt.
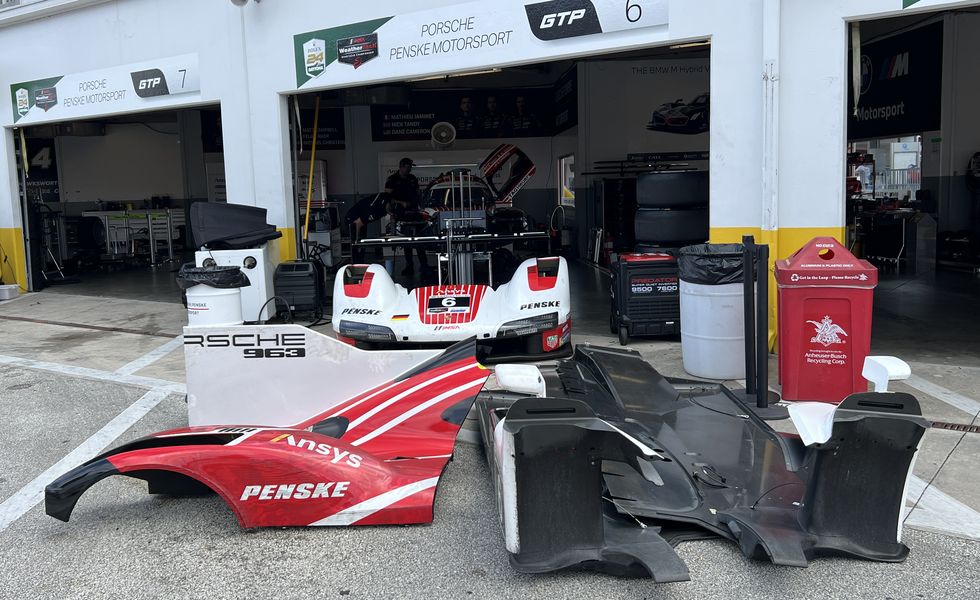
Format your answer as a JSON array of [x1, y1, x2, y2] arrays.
[[384, 157, 431, 276], [344, 192, 390, 243]]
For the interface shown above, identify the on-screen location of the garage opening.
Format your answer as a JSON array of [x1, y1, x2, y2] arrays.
[[846, 10, 980, 360], [16, 105, 224, 301], [286, 42, 710, 334]]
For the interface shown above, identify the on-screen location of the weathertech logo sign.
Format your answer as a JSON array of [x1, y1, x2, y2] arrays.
[[240, 482, 350, 501], [337, 33, 379, 68], [130, 69, 169, 98], [34, 87, 57, 111], [525, 0, 602, 41]]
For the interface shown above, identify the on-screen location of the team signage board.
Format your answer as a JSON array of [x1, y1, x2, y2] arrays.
[[370, 87, 555, 141], [9, 54, 200, 125], [847, 22, 942, 140], [294, 1, 668, 89]]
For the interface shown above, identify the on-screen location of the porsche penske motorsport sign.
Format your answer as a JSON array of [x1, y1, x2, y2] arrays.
[[9, 54, 200, 125], [294, 1, 668, 88]]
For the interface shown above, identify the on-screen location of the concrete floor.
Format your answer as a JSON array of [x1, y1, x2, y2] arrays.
[[0, 259, 978, 598]]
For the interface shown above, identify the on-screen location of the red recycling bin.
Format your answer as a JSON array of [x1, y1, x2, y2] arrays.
[[776, 237, 878, 403]]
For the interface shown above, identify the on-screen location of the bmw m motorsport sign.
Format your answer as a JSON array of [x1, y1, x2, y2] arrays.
[[8, 54, 200, 125], [293, 1, 668, 89]]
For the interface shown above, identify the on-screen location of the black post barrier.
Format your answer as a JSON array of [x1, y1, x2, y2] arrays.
[[737, 235, 788, 420], [742, 236, 757, 396], [756, 242, 770, 410]]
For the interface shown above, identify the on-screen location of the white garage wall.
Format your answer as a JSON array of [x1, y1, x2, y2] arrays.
[[777, 0, 979, 237], [3, 0, 978, 282], [0, 0, 237, 231], [58, 123, 183, 203]]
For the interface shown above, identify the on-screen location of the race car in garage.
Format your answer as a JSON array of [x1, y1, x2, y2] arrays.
[[333, 256, 571, 361], [647, 93, 710, 134], [46, 339, 490, 528], [394, 143, 537, 235]]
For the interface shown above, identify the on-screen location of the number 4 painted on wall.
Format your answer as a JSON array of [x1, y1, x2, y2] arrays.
[[30, 147, 52, 169]]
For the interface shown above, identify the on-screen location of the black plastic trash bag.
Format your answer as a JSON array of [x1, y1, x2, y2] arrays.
[[678, 244, 744, 285], [175, 263, 250, 290]]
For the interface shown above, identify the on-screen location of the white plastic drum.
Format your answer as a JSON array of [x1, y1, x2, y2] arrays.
[[680, 281, 745, 379], [185, 284, 244, 327]]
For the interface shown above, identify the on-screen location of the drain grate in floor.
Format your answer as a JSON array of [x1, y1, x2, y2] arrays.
[[931, 421, 980, 434]]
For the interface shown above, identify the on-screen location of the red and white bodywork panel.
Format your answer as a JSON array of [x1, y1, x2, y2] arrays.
[[45, 341, 490, 528], [333, 257, 571, 345]]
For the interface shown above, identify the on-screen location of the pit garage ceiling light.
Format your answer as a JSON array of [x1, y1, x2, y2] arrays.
[[230, 0, 260, 6], [669, 41, 711, 49], [408, 68, 502, 82]]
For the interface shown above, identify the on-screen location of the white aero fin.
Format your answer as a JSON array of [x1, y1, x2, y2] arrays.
[[787, 402, 837, 446], [494, 418, 520, 554], [862, 356, 911, 393], [494, 364, 546, 397], [601, 420, 663, 459]]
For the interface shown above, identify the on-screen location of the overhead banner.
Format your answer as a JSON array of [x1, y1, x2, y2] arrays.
[[294, 1, 668, 89], [299, 107, 346, 150], [371, 87, 557, 141], [847, 22, 943, 140], [553, 66, 578, 134], [9, 54, 201, 125], [585, 58, 710, 161]]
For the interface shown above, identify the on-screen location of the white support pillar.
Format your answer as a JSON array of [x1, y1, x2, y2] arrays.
[[761, 0, 780, 237]]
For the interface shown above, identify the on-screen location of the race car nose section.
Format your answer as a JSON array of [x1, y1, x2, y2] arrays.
[[45, 458, 120, 522]]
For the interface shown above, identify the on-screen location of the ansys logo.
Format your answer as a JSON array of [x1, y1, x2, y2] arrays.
[[525, 0, 602, 41]]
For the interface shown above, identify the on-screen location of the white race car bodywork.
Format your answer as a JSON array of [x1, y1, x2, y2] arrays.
[[333, 257, 571, 356]]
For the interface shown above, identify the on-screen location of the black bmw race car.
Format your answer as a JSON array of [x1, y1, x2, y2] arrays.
[[647, 93, 709, 134]]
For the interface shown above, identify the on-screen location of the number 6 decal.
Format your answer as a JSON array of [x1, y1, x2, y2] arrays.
[[626, 1, 642, 23], [442, 297, 457, 307]]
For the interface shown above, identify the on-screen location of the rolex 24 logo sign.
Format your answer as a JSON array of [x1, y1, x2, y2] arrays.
[[130, 68, 169, 98], [15, 88, 29, 117], [304, 38, 326, 78], [525, 0, 602, 41], [337, 33, 379, 69]]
